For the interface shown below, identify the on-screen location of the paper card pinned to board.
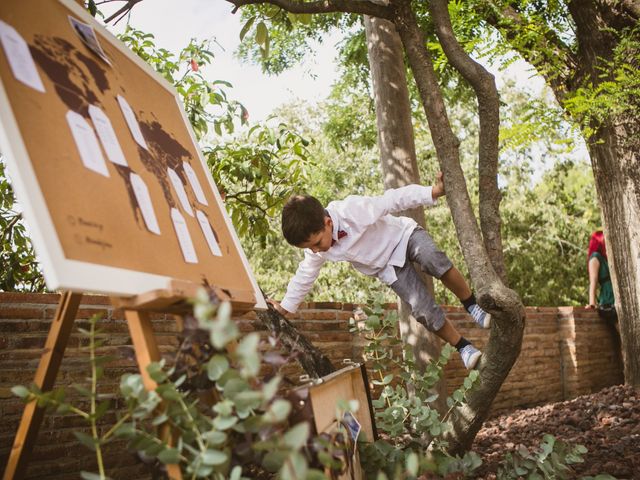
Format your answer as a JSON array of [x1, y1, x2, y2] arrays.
[[0, 20, 45, 93], [183, 161, 208, 206], [342, 411, 361, 443], [68, 16, 110, 65], [89, 105, 128, 167], [196, 210, 222, 256], [66, 110, 110, 177], [171, 208, 198, 264], [130, 172, 160, 235], [117, 94, 148, 150], [168, 167, 194, 217]]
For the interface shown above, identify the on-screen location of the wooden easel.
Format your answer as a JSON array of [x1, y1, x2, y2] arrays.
[[3, 281, 254, 480]]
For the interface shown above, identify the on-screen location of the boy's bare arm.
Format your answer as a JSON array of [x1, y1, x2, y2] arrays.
[[432, 171, 445, 199]]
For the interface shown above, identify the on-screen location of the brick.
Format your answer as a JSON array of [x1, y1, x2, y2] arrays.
[[307, 301, 342, 310], [0, 306, 45, 320], [0, 292, 61, 304]]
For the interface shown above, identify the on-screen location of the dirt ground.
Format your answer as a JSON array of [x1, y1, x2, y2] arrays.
[[473, 385, 640, 479]]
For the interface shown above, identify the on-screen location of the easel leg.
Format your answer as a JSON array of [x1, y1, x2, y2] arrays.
[[3, 292, 82, 480], [124, 310, 183, 480]]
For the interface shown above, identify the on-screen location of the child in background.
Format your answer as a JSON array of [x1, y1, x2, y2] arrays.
[[270, 173, 491, 369]]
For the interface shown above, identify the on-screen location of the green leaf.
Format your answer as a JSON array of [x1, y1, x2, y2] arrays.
[[239, 16, 255, 41], [255, 21, 267, 46], [213, 415, 238, 430], [94, 400, 110, 421], [200, 449, 227, 466], [298, 13, 312, 25], [157, 447, 181, 464], [229, 466, 242, 480], [73, 384, 92, 398], [264, 399, 291, 423], [283, 422, 309, 450], [115, 423, 136, 438], [406, 452, 419, 476], [11, 385, 31, 399], [74, 431, 97, 452], [202, 430, 227, 446], [146, 362, 168, 383], [207, 355, 229, 381], [280, 451, 308, 480], [263, 451, 286, 472]]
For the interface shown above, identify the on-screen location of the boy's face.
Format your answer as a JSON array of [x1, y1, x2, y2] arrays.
[[297, 216, 333, 253]]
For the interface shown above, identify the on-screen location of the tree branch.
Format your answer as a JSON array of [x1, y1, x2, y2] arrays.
[[225, 0, 393, 19], [429, 0, 507, 284], [392, 0, 495, 287], [103, 0, 143, 24], [480, 1, 578, 104], [256, 303, 335, 378]]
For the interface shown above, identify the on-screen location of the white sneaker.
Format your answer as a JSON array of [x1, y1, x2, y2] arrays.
[[460, 344, 482, 370], [469, 304, 491, 329]]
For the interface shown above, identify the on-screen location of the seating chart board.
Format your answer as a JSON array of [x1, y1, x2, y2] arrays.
[[0, 0, 265, 308]]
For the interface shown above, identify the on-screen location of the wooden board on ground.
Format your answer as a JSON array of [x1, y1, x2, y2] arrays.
[[293, 363, 376, 480], [0, 0, 264, 309], [305, 363, 377, 443]]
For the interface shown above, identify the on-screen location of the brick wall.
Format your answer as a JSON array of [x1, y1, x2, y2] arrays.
[[0, 293, 624, 478]]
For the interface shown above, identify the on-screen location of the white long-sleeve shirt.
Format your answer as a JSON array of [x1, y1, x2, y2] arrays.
[[280, 184, 437, 313]]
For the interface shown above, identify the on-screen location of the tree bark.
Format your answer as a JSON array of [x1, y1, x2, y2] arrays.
[[364, 14, 448, 413], [428, 0, 507, 284], [256, 305, 336, 378], [588, 122, 640, 386]]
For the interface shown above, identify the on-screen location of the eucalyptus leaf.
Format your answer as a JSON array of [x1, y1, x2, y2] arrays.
[[157, 447, 181, 464], [73, 431, 97, 452], [283, 422, 309, 450]]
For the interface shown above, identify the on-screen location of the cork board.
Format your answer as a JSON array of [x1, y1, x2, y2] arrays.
[[0, 0, 265, 308]]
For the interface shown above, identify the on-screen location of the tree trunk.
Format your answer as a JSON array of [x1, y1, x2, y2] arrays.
[[567, 0, 640, 386], [588, 122, 640, 385], [392, 0, 525, 453], [364, 14, 448, 413]]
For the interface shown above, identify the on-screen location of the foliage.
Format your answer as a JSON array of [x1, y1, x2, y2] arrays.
[[205, 120, 312, 242], [0, 157, 46, 292], [112, 293, 326, 479], [12, 314, 121, 479], [501, 160, 600, 306], [117, 26, 312, 242], [118, 26, 244, 141], [563, 24, 640, 138], [13, 294, 334, 479], [352, 303, 483, 478], [235, 5, 357, 75], [496, 434, 588, 480]]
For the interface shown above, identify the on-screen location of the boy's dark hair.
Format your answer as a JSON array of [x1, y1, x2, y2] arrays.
[[282, 194, 326, 246]]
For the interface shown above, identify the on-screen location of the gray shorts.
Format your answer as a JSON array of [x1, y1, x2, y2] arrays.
[[389, 227, 453, 332]]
